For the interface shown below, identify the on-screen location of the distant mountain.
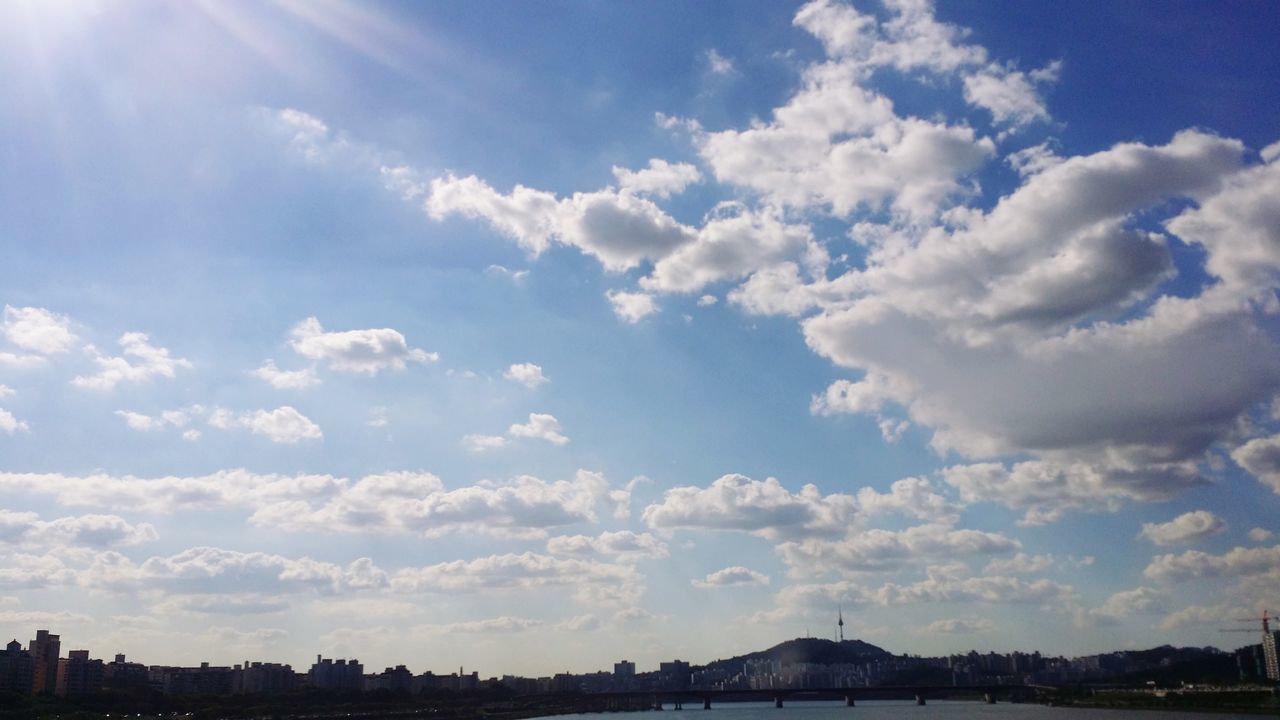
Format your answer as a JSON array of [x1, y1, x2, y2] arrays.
[[701, 638, 892, 671]]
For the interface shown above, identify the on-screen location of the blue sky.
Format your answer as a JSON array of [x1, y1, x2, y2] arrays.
[[2, 0, 1280, 676]]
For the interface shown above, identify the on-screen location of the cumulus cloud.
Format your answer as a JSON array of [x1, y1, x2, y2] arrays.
[[982, 553, 1055, 575], [463, 433, 508, 452], [0, 408, 28, 434], [692, 566, 770, 588], [114, 406, 203, 434], [1144, 544, 1280, 583], [606, 290, 658, 323], [81, 547, 386, 596], [508, 413, 569, 446], [390, 552, 640, 606], [208, 406, 322, 444], [252, 359, 319, 389], [289, 317, 436, 375], [1249, 528, 1274, 542], [641, 474, 858, 540], [942, 461, 1202, 526], [1139, 510, 1227, 546], [546, 531, 669, 561], [916, 617, 994, 635], [2, 305, 75, 355], [0, 510, 157, 548], [704, 49, 735, 76], [417, 616, 544, 634], [72, 333, 192, 390], [613, 159, 702, 198], [777, 523, 1020, 575], [251, 470, 617, 539], [504, 362, 549, 388], [962, 62, 1058, 128], [1231, 434, 1280, 493], [0, 469, 346, 514]]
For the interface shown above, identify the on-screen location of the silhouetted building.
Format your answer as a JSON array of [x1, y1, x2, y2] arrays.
[[659, 660, 691, 690], [364, 665, 413, 692], [28, 630, 59, 695], [153, 662, 234, 695], [309, 656, 363, 690], [104, 654, 149, 689], [613, 660, 635, 678], [0, 639, 34, 695], [233, 661, 296, 694], [55, 650, 104, 697]]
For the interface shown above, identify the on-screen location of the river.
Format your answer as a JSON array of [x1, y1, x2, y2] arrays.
[[530, 700, 1263, 720]]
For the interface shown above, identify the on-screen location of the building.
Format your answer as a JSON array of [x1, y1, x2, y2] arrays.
[[28, 630, 59, 695], [308, 656, 363, 690], [55, 650, 105, 697], [613, 660, 636, 678], [152, 663, 234, 695], [233, 661, 297, 694], [104, 654, 149, 689], [1263, 628, 1279, 681], [364, 665, 413, 693], [0, 640, 34, 695]]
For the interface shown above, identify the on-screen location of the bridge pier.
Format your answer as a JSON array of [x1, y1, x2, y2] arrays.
[[915, 695, 926, 706], [704, 698, 712, 710], [775, 697, 784, 709], [845, 695, 855, 707], [984, 693, 996, 704]]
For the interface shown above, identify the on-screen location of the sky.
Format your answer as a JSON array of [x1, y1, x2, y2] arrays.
[[1, 0, 1279, 678]]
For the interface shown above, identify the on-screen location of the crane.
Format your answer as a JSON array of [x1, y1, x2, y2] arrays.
[[1220, 610, 1277, 681]]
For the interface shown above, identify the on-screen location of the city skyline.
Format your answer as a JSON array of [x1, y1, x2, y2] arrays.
[[2, 0, 1280, 677]]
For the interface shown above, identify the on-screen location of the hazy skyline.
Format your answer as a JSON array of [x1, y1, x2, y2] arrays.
[[1, 0, 1279, 677]]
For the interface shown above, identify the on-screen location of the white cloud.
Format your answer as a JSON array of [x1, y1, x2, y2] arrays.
[[429, 175, 694, 270], [916, 617, 994, 635], [864, 569, 1075, 606], [389, 552, 640, 606], [606, 290, 658, 323], [0, 385, 12, 398], [0, 510, 157, 548], [697, 294, 717, 307], [416, 616, 544, 634], [72, 333, 192, 391], [0, 352, 44, 368], [1248, 528, 1274, 542], [508, 413, 569, 446], [209, 406, 322, 444], [2, 306, 75, 355], [1145, 544, 1280, 583], [1095, 586, 1166, 617], [1231, 434, 1280, 493], [463, 433, 508, 452], [251, 470, 616, 539], [963, 62, 1057, 128], [289, 317, 436, 375], [982, 553, 1054, 575], [641, 474, 858, 540], [1139, 510, 1227, 546], [0, 408, 28, 434], [612, 159, 702, 199], [942, 461, 1202, 526], [1159, 602, 1254, 630], [485, 264, 530, 284], [855, 477, 961, 524], [503, 362, 549, 388], [705, 49, 735, 76], [252, 359, 319, 389], [777, 523, 1020, 575], [0, 469, 346, 514], [82, 547, 386, 596], [556, 614, 601, 632], [546, 531, 669, 561], [692, 566, 770, 588], [114, 406, 202, 433]]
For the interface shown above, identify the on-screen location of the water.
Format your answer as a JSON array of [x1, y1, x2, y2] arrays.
[[537, 700, 1262, 720]]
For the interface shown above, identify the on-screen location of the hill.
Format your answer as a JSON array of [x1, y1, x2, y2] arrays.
[[702, 638, 891, 671]]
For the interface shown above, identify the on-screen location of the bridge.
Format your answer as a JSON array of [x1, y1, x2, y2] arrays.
[[574, 685, 1049, 711]]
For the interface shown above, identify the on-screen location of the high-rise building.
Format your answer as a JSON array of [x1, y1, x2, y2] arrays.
[[308, 656, 363, 689], [28, 630, 60, 695], [1262, 624, 1278, 681], [613, 660, 636, 678], [55, 650, 105, 697], [0, 640, 34, 695]]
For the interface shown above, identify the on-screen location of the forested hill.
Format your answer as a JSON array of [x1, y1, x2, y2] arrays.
[[701, 638, 892, 671]]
